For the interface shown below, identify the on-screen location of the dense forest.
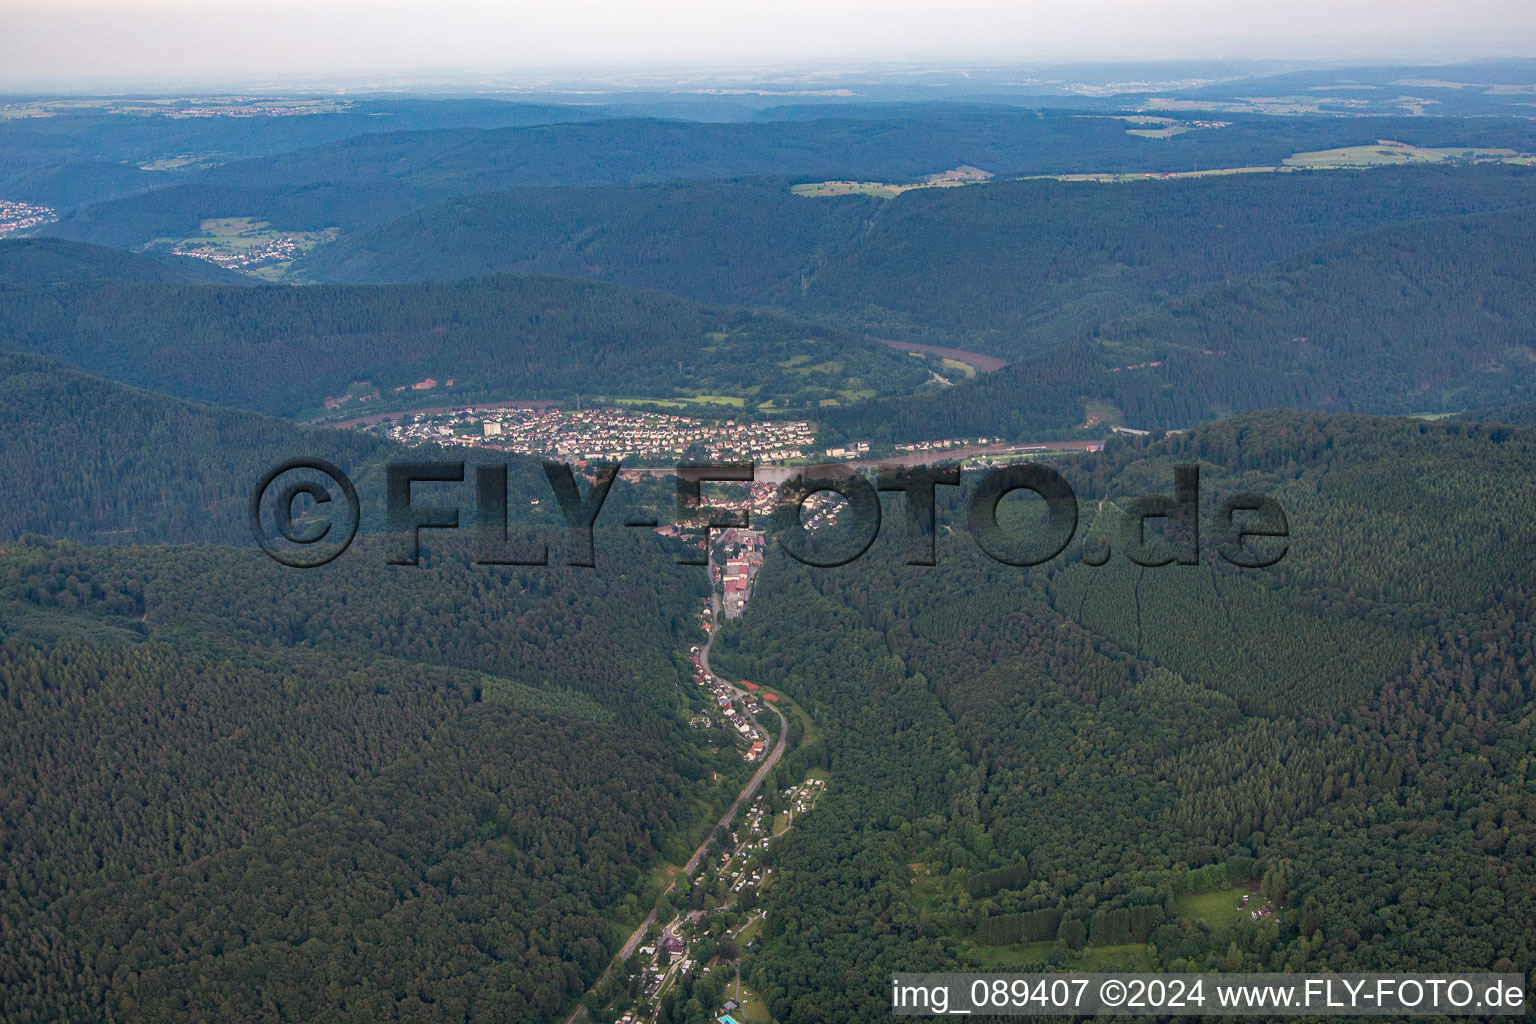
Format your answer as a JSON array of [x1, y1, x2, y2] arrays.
[[0, 353, 394, 544], [192, 110, 1536, 197], [0, 99, 612, 211], [709, 410, 1536, 1020], [41, 110, 1536, 252], [0, 274, 936, 417], [295, 164, 1536, 358], [0, 238, 247, 286], [824, 202, 1536, 441], [0, 530, 735, 1024]]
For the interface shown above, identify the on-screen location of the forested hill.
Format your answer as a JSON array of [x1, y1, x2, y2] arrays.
[[0, 99, 614, 211], [0, 529, 721, 1024], [193, 110, 1536, 195], [0, 274, 933, 417], [0, 352, 581, 549], [0, 352, 390, 545], [293, 164, 1536, 358], [0, 237, 247, 286], [709, 408, 1536, 1019], [42, 180, 433, 251], [293, 178, 881, 306], [824, 202, 1536, 442]]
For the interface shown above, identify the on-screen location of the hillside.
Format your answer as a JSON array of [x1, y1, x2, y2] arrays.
[[710, 409, 1536, 1019], [42, 110, 1536, 256], [293, 163, 1536, 358], [0, 98, 616, 212], [0, 274, 936, 418], [294, 178, 880, 306], [0, 530, 723, 1024], [196, 110, 1536, 195], [0, 237, 248, 286], [0, 353, 391, 545], [823, 203, 1536, 441]]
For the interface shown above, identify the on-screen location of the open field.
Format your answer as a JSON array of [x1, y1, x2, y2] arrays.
[[137, 155, 217, 171], [1031, 165, 1291, 183], [941, 357, 977, 379], [964, 939, 1054, 968], [1285, 140, 1531, 168], [1173, 887, 1251, 932], [734, 982, 774, 1024], [613, 394, 747, 408], [870, 337, 1008, 373], [791, 179, 958, 198], [790, 165, 992, 198]]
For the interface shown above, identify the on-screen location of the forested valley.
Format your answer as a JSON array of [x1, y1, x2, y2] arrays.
[[3, 83, 1536, 1024]]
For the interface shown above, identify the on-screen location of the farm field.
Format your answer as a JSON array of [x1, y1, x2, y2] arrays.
[[1284, 140, 1535, 167]]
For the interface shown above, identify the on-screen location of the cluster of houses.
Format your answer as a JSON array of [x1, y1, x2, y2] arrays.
[[171, 103, 332, 117], [172, 234, 311, 269], [0, 199, 56, 235], [688, 646, 767, 761], [386, 406, 818, 463], [613, 777, 827, 1024]]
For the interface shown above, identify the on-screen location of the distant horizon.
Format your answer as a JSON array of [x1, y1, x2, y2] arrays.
[[2, 0, 1533, 93], [4, 52, 1536, 97]]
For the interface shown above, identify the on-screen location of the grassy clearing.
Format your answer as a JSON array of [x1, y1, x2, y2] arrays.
[[1076, 944, 1155, 970], [961, 939, 1156, 971], [1284, 141, 1526, 168], [791, 169, 988, 199], [613, 394, 747, 409], [138, 155, 212, 171], [791, 181, 904, 198], [735, 983, 774, 1024], [1079, 399, 1121, 429], [1034, 166, 1288, 184], [734, 916, 763, 945], [963, 939, 1055, 968], [941, 357, 976, 379], [1174, 887, 1251, 932]]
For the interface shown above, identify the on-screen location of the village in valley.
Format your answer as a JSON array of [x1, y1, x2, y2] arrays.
[[350, 398, 1104, 472], [0, 200, 57, 235], [615, 773, 825, 1024], [572, 525, 823, 1024], [371, 405, 817, 464]]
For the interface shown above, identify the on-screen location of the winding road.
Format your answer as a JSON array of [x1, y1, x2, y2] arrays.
[[561, 604, 788, 1024]]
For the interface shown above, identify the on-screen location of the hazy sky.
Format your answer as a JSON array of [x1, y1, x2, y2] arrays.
[[2, 0, 1534, 90]]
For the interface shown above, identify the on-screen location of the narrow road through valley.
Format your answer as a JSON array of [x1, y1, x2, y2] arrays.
[[561, 606, 789, 1024]]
